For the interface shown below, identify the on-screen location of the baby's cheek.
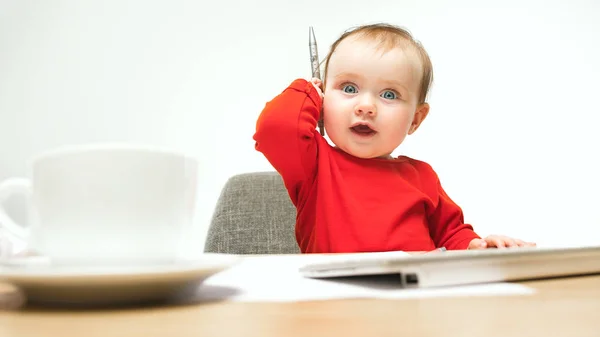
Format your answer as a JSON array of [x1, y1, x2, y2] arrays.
[[400, 115, 414, 133]]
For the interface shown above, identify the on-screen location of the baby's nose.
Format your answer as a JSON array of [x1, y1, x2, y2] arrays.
[[355, 99, 377, 116]]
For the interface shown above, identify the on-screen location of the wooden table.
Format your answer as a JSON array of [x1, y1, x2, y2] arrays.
[[0, 274, 599, 337]]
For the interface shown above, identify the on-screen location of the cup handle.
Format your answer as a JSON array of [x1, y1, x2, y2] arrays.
[[0, 178, 31, 240]]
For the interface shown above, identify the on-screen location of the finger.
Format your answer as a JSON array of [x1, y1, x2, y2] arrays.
[[468, 239, 487, 250], [513, 238, 538, 248], [310, 80, 322, 91], [513, 239, 527, 247], [503, 237, 518, 248], [488, 237, 506, 248], [309, 82, 324, 98]]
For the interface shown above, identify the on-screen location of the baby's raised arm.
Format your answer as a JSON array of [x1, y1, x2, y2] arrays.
[[253, 78, 322, 205]]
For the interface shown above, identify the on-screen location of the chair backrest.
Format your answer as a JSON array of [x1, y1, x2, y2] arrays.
[[204, 171, 300, 254]]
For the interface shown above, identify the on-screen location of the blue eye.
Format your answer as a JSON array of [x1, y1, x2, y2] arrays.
[[381, 90, 397, 100], [342, 84, 358, 94]]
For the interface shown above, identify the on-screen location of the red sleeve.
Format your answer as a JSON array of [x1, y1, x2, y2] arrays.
[[253, 79, 322, 205], [427, 174, 481, 250]]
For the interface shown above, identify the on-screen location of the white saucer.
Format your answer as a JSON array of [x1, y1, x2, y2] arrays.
[[0, 254, 240, 306]]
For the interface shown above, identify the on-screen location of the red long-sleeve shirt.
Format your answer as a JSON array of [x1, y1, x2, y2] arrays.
[[253, 79, 480, 253]]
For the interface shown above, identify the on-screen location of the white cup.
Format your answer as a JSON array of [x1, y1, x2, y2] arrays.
[[0, 143, 198, 262]]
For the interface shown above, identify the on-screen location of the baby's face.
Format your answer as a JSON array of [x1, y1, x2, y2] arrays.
[[323, 37, 426, 159]]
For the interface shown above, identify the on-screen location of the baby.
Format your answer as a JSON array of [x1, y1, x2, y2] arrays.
[[253, 23, 536, 253]]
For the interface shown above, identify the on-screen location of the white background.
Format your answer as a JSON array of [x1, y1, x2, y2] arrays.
[[1, 0, 599, 254]]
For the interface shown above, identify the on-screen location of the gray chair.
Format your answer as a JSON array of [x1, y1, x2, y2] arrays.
[[204, 171, 300, 254]]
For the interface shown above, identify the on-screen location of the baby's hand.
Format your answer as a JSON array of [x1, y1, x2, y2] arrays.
[[309, 78, 324, 99], [468, 235, 536, 250]]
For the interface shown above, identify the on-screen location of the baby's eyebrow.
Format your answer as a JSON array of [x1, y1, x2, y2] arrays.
[[382, 79, 409, 92]]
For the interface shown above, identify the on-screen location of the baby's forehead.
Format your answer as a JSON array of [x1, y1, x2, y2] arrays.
[[328, 36, 424, 79]]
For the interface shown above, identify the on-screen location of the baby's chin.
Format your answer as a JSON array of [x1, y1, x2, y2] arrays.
[[335, 145, 393, 160]]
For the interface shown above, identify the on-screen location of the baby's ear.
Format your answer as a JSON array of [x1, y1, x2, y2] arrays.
[[408, 103, 430, 134]]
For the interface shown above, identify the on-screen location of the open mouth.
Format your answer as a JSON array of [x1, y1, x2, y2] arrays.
[[350, 124, 376, 137]]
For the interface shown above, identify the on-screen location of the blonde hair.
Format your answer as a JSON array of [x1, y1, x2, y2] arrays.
[[323, 23, 433, 104]]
